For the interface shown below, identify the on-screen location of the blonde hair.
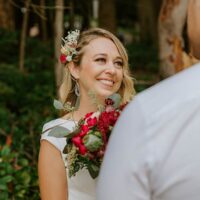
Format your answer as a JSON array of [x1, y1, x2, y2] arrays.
[[59, 28, 135, 107]]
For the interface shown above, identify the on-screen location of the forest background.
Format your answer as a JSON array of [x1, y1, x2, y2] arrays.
[[0, 0, 198, 199]]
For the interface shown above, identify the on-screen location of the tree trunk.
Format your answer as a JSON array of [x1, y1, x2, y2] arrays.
[[40, 0, 48, 41], [158, 0, 189, 78], [69, 0, 75, 30], [98, 0, 116, 33], [137, 0, 162, 45], [81, 0, 92, 29], [19, 0, 31, 72], [54, 0, 64, 93], [0, 0, 14, 30]]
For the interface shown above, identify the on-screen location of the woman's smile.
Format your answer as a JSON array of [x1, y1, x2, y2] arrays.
[[98, 78, 115, 87]]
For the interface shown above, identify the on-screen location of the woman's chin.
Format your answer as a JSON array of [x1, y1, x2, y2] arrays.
[[88, 88, 118, 102], [96, 91, 116, 101]]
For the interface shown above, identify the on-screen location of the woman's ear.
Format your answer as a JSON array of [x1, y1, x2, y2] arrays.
[[68, 62, 80, 79]]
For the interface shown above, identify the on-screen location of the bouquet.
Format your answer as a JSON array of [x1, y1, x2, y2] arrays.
[[48, 94, 127, 179]]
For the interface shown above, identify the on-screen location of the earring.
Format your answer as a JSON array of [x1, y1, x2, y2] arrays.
[[74, 81, 80, 110], [75, 81, 80, 97]]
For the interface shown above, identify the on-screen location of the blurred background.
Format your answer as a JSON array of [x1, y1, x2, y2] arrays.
[[0, 0, 199, 199]]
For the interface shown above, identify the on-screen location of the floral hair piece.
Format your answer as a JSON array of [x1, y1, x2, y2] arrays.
[[60, 30, 80, 64]]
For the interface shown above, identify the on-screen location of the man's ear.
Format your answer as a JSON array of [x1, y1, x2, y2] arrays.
[[68, 62, 80, 79]]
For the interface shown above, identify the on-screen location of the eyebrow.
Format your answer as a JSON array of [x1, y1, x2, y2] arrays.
[[93, 53, 106, 57], [93, 53, 123, 60]]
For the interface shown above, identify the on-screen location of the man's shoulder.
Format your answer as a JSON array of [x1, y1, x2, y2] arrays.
[[134, 64, 200, 120]]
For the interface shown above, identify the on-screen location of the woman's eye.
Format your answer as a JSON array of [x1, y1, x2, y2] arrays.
[[96, 58, 106, 64], [115, 61, 123, 68]]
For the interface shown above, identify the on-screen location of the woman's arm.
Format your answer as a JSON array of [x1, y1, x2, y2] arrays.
[[38, 140, 68, 200]]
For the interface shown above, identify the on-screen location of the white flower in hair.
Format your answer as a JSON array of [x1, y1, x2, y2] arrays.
[[60, 30, 80, 64]]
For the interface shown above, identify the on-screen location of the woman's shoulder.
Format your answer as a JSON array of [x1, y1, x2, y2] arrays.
[[42, 112, 75, 131], [42, 118, 68, 133], [41, 117, 75, 151]]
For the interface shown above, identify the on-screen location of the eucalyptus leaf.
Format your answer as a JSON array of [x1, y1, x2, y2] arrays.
[[53, 99, 64, 110], [66, 127, 81, 139], [48, 126, 71, 138], [74, 96, 80, 110], [88, 163, 99, 179], [108, 93, 121, 108], [63, 145, 69, 154]]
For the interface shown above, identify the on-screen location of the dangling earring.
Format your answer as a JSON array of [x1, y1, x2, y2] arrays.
[[75, 81, 80, 97], [74, 81, 80, 110]]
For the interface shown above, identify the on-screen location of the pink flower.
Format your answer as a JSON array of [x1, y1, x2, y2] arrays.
[[60, 54, 67, 64], [105, 105, 115, 112]]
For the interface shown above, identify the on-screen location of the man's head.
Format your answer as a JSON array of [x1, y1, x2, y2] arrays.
[[187, 0, 200, 59]]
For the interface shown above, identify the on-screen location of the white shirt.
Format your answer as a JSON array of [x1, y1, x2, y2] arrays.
[[97, 64, 200, 200]]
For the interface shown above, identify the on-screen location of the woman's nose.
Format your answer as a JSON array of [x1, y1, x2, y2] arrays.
[[105, 62, 116, 75]]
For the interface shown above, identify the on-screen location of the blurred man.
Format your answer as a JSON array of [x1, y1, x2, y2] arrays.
[[97, 0, 200, 199]]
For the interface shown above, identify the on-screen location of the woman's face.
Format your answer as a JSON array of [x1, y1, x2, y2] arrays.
[[77, 37, 123, 101]]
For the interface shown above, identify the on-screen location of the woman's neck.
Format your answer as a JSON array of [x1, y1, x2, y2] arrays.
[[73, 94, 104, 121]]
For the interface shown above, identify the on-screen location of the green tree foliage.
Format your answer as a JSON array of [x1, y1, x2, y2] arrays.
[[0, 29, 57, 199]]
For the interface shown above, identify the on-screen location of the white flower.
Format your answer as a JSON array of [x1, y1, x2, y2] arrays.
[[66, 55, 72, 62], [91, 111, 101, 119], [61, 30, 80, 63]]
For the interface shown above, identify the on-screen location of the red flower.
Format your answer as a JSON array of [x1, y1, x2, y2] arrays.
[[98, 111, 110, 129], [71, 136, 87, 155], [105, 98, 114, 105], [60, 54, 67, 64], [119, 102, 128, 110], [84, 112, 93, 119], [79, 125, 89, 137], [86, 117, 97, 127], [72, 136, 82, 147], [79, 144, 87, 155], [97, 110, 121, 140], [109, 110, 120, 126], [97, 149, 105, 158]]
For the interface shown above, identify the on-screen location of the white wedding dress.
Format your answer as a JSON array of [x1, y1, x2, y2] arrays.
[[41, 118, 97, 200]]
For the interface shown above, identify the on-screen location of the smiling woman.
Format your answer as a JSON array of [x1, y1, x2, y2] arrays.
[[38, 28, 135, 200], [69, 37, 124, 104], [61, 28, 135, 108]]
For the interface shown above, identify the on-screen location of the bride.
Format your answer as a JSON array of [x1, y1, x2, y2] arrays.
[[38, 27, 135, 200]]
